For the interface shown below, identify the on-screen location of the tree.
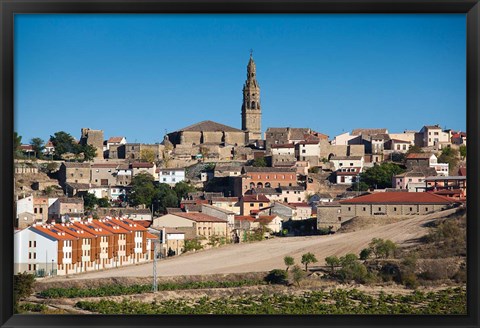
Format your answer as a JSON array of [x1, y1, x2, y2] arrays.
[[284, 256, 295, 271], [368, 238, 397, 259], [155, 183, 179, 214], [265, 269, 288, 285], [355, 162, 405, 190], [83, 193, 98, 210], [128, 173, 157, 207], [459, 145, 466, 160], [359, 248, 372, 260], [291, 265, 306, 286], [30, 137, 44, 159], [14, 272, 35, 313], [50, 131, 77, 159], [406, 145, 423, 155], [301, 252, 318, 271], [253, 156, 267, 167], [173, 181, 196, 201], [140, 148, 155, 163], [438, 147, 460, 173], [325, 255, 340, 275], [14, 132, 22, 152], [97, 197, 110, 208], [80, 144, 97, 162]]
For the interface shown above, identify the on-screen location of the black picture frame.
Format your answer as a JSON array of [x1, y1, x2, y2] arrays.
[[1, 1, 479, 327]]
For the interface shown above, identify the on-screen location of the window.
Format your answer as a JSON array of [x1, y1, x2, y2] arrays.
[[378, 207, 381, 211], [425, 207, 429, 211], [34, 208, 38, 214], [409, 207, 413, 211], [29, 253, 31, 259], [29, 241, 32, 247], [259, 203, 263, 207], [39, 208, 43, 214], [348, 207, 351, 211], [363, 207, 366, 211], [33, 253, 36, 259], [250, 203, 254, 207], [302, 150, 306, 154], [394, 207, 397, 211], [28, 264, 31, 271]]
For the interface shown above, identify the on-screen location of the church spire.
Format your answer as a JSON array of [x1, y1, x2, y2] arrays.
[[241, 52, 262, 142]]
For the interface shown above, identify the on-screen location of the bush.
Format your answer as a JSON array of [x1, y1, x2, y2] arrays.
[[402, 272, 419, 289], [359, 248, 372, 260], [184, 239, 204, 252], [291, 265, 306, 286], [14, 272, 36, 313], [265, 269, 288, 285]]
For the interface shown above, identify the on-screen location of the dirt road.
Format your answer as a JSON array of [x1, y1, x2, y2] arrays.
[[49, 208, 458, 280]]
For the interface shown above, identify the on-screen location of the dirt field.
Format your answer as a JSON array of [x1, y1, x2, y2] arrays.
[[45, 208, 459, 280]]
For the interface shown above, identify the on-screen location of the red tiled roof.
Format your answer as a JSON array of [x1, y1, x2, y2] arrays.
[[108, 137, 125, 143], [234, 215, 256, 222], [112, 217, 148, 231], [132, 162, 154, 168], [255, 215, 278, 224], [242, 194, 270, 203], [458, 167, 466, 176], [30, 224, 77, 241], [134, 220, 152, 228], [145, 232, 158, 239], [406, 153, 434, 159], [339, 192, 456, 205], [73, 221, 113, 236], [288, 202, 310, 208], [54, 223, 96, 239], [91, 163, 118, 168], [173, 212, 228, 223], [95, 219, 130, 234]]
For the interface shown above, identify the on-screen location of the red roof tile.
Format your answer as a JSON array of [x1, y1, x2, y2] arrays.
[[339, 192, 456, 205], [108, 137, 125, 143], [406, 153, 434, 159], [242, 194, 270, 203]]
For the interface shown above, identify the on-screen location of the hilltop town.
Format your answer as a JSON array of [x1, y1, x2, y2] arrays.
[[13, 55, 467, 315]]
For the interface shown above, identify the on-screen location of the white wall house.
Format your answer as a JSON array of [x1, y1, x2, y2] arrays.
[[331, 132, 357, 146], [329, 156, 364, 171], [159, 168, 185, 186], [14, 227, 58, 275]]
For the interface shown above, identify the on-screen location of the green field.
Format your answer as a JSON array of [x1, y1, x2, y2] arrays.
[[75, 287, 466, 315]]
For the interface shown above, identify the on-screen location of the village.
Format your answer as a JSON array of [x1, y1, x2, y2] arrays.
[[13, 55, 467, 278]]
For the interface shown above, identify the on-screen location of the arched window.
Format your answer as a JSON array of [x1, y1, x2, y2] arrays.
[[257, 182, 263, 188], [250, 182, 255, 189], [251, 101, 256, 109], [265, 182, 271, 188]]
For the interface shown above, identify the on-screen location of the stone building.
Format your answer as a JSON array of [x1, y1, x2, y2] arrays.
[[167, 120, 246, 147], [90, 163, 118, 186], [241, 53, 262, 142], [58, 162, 91, 188], [234, 166, 298, 196], [338, 192, 457, 221], [80, 128, 104, 159]]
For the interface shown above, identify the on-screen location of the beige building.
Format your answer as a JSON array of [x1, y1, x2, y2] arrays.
[[90, 163, 118, 186], [339, 192, 457, 221], [152, 212, 229, 246], [48, 198, 84, 222], [420, 125, 451, 148], [59, 162, 90, 187], [210, 197, 241, 214], [80, 128, 104, 159]]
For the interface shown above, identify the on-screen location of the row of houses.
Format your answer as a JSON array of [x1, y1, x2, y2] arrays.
[[14, 217, 158, 276]]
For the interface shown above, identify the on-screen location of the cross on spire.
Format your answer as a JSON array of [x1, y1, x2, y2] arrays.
[[250, 49, 253, 58]]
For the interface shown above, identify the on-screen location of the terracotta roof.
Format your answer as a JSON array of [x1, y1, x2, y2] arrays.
[[73, 221, 113, 236], [339, 192, 456, 205], [173, 212, 228, 223], [279, 186, 305, 191], [95, 219, 130, 234], [243, 166, 296, 173], [108, 137, 125, 143], [458, 167, 467, 176], [245, 188, 280, 195], [390, 139, 411, 143], [131, 162, 154, 168], [54, 223, 96, 239], [177, 120, 243, 133], [134, 220, 152, 228], [63, 162, 90, 168], [30, 224, 77, 241], [406, 153, 434, 159], [91, 163, 118, 168], [201, 204, 235, 214], [298, 140, 320, 145], [210, 197, 239, 202], [432, 189, 461, 196], [57, 197, 84, 204], [112, 217, 148, 231], [242, 194, 270, 202], [151, 227, 186, 234], [289, 128, 311, 140], [145, 232, 158, 239], [19, 145, 34, 151], [234, 215, 256, 222], [288, 202, 310, 208], [255, 215, 279, 224]]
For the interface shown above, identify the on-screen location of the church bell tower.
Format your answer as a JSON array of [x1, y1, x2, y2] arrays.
[[241, 52, 262, 142]]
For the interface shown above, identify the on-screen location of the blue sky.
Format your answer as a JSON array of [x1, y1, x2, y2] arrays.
[[15, 14, 466, 144]]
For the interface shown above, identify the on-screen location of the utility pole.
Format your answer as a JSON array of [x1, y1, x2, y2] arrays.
[[152, 231, 161, 292]]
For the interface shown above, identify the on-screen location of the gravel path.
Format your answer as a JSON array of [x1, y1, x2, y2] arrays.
[[47, 209, 458, 280]]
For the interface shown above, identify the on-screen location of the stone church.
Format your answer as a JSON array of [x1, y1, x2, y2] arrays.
[[167, 54, 263, 147]]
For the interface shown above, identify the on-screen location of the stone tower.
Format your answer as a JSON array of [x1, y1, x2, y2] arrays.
[[241, 53, 262, 142]]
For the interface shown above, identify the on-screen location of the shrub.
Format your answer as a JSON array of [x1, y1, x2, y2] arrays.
[[325, 255, 340, 275], [338, 261, 369, 284], [184, 239, 204, 252], [359, 248, 372, 260], [402, 272, 419, 289], [14, 272, 35, 313], [291, 265, 306, 286], [265, 269, 288, 285], [368, 238, 397, 259]]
